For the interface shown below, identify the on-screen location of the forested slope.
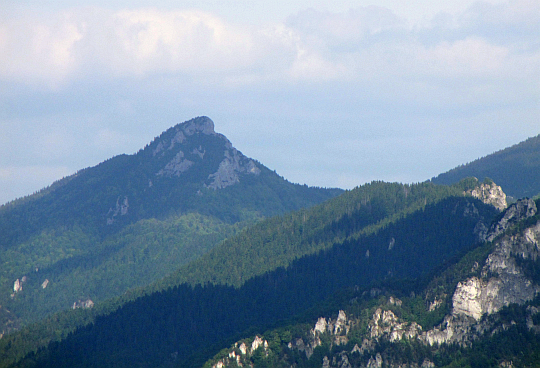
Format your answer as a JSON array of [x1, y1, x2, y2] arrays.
[[431, 134, 540, 199], [1, 181, 499, 368], [157, 181, 474, 289], [203, 198, 540, 368]]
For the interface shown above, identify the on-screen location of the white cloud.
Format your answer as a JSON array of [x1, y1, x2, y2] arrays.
[[420, 36, 509, 77], [0, 1, 538, 203], [0, 11, 83, 88], [1, 2, 538, 88]]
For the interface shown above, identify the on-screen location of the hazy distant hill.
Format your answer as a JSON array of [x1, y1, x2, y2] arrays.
[[0, 116, 341, 333], [431, 134, 540, 199]]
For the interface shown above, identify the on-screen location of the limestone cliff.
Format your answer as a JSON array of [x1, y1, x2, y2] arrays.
[[467, 179, 507, 211], [151, 116, 260, 190], [422, 198, 540, 345]]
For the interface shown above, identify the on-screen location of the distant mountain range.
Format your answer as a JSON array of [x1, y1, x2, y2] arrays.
[[431, 134, 540, 199], [1, 120, 539, 368]]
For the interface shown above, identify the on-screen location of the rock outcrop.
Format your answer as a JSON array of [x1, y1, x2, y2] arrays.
[[486, 198, 537, 242], [211, 336, 269, 368], [13, 279, 22, 293], [369, 308, 422, 342], [72, 299, 94, 309], [468, 180, 507, 211], [152, 116, 261, 190], [106, 196, 129, 225], [422, 199, 540, 345], [206, 149, 261, 190]]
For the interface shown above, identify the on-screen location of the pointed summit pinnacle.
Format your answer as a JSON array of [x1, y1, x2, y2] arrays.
[[182, 116, 215, 136]]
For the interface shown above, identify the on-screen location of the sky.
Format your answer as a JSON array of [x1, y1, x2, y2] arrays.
[[1, 0, 539, 205]]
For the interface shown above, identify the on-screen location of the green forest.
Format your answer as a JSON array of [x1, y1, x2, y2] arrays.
[[0, 181, 499, 367]]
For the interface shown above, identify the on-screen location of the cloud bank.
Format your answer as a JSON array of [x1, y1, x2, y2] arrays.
[[1, 0, 539, 204]]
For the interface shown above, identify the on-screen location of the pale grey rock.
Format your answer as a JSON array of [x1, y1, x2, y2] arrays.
[[526, 306, 540, 333], [238, 342, 247, 355], [106, 196, 129, 225], [206, 149, 260, 190], [333, 310, 348, 334], [322, 356, 330, 368], [367, 353, 383, 368], [289, 310, 357, 360], [13, 279, 22, 293], [212, 336, 269, 368], [421, 359, 435, 368], [388, 296, 402, 306], [499, 361, 514, 368], [422, 314, 475, 346], [369, 308, 422, 342], [152, 140, 166, 157], [156, 151, 194, 177], [486, 198, 537, 242], [250, 335, 267, 353], [153, 117, 215, 157], [191, 146, 205, 159], [153, 117, 259, 190], [72, 299, 94, 309], [314, 316, 328, 334], [337, 352, 352, 368], [428, 297, 444, 312], [388, 237, 395, 250], [182, 117, 215, 136], [423, 215, 540, 345], [468, 181, 507, 211], [120, 196, 129, 215], [41, 279, 49, 289], [169, 130, 186, 150]]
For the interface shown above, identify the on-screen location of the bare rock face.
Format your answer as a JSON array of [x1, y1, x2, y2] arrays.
[[211, 336, 269, 368], [369, 308, 422, 342], [205, 148, 261, 190], [486, 198, 537, 242], [152, 116, 261, 189], [106, 196, 129, 225], [72, 299, 94, 309], [468, 181, 508, 211], [13, 279, 22, 293], [422, 204, 540, 345], [156, 151, 194, 177], [153, 117, 216, 157]]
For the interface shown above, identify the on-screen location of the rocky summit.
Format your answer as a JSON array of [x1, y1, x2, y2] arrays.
[[149, 116, 261, 189]]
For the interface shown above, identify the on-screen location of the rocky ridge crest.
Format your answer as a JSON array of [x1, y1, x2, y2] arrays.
[[151, 116, 261, 189], [466, 179, 507, 212]]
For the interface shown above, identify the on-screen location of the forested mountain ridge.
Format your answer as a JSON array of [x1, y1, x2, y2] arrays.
[[431, 134, 540, 199], [0, 116, 341, 334], [204, 197, 540, 368], [2, 126, 538, 368], [0, 179, 501, 367], [156, 180, 489, 289]]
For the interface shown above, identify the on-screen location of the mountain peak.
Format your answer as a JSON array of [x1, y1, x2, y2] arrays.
[[140, 116, 265, 191], [180, 115, 216, 136]]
